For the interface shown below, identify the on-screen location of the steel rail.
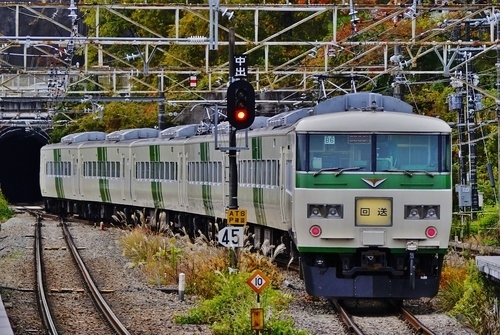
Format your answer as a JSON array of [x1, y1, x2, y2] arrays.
[[34, 213, 59, 335], [331, 300, 364, 335], [400, 306, 436, 335], [61, 222, 131, 335]]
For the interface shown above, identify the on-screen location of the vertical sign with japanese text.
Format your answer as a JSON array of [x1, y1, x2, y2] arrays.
[[232, 54, 248, 78]]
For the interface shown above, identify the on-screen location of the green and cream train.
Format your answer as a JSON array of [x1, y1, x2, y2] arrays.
[[40, 92, 452, 299]]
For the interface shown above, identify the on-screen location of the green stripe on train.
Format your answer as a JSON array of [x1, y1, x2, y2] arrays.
[[200, 142, 214, 216], [53, 148, 64, 199], [149, 145, 164, 208], [97, 147, 111, 203], [296, 173, 451, 189], [252, 137, 267, 226]]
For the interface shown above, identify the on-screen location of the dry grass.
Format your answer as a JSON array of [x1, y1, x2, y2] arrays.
[[119, 214, 285, 297]]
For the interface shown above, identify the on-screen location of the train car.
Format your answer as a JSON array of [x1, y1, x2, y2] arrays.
[[40, 131, 106, 210], [294, 96, 452, 299], [40, 92, 452, 299]]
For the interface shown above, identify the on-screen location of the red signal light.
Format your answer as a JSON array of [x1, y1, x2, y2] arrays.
[[226, 80, 255, 130], [236, 109, 247, 121]]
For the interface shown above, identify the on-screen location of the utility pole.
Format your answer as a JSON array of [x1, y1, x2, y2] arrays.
[[228, 27, 237, 211], [497, 20, 500, 218], [157, 91, 166, 130]]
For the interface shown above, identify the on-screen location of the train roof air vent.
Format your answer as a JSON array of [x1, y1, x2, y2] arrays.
[[216, 116, 269, 134], [249, 116, 269, 129], [160, 124, 201, 139], [61, 131, 107, 144], [216, 121, 231, 134], [314, 92, 413, 114], [267, 108, 313, 127], [106, 128, 159, 141]]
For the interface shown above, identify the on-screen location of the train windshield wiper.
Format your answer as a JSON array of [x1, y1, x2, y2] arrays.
[[334, 166, 363, 176], [409, 169, 435, 178], [382, 169, 414, 177], [382, 169, 435, 178], [313, 167, 340, 177]]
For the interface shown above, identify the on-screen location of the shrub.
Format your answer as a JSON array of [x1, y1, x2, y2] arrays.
[[174, 271, 306, 335], [435, 262, 468, 311], [0, 189, 13, 223], [121, 226, 307, 334], [450, 261, 500, 335]]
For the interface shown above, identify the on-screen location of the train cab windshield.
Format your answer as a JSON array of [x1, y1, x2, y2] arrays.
[[296, 133, 450, 173]]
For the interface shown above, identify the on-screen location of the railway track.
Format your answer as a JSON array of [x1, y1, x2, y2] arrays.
[[32, 211, 130, 335], [332, 299, 436, 335]]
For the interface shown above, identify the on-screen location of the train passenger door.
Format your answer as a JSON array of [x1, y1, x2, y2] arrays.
[[72, 155, 78, 197], [222, 154, 229, 210], [121, 153, 126, 201], [78, 153, 84, 197], [178, 151, 188, 208], [130, 154, 136, 202], [280, 140, 294, 226]]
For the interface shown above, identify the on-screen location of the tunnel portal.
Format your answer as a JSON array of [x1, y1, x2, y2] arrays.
[[0, 127, 49, 204]]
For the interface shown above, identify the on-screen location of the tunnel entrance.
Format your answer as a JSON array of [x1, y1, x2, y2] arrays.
[[0, 127, 49, 204]]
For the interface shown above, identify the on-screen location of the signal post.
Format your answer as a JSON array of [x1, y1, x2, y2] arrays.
[[216, 27, 256, 264], [216, 27, 267, 334]]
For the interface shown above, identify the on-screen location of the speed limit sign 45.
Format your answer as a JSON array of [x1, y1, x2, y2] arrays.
[[217, 226, 244, 248]]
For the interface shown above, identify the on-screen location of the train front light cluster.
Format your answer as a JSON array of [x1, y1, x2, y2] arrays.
[[404, 205, 440, 220], [307, 204, 343, 219]]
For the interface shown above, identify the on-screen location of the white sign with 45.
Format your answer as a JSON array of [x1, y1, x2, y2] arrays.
[[218, 226, 244, 248]]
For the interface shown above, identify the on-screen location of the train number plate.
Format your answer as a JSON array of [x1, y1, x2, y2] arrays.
[[355, 197, 392, 226]]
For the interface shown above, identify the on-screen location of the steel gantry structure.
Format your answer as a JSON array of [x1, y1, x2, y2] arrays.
[[0, 2, 500, 102]]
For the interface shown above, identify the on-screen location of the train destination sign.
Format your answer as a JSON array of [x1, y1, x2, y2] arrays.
[[226, 209, 247, 225]]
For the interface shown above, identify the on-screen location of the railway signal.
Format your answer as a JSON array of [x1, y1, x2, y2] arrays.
[[226, 80, 255, 130]]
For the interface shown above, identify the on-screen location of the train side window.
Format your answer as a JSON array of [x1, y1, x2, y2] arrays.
[[250, 161, 255, 186], [238, 161, 243, 185], [187, 162, 193, 182], [296, 134, 307, 171], [442, 135, 451, 172], [166, 162, 171, 181], [140, 162, 145, 179], [256, 160, 262, 187], [217, 162, 222, 184]]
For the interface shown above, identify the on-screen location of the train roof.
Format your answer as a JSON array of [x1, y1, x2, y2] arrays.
[[295, 110, 451, 133], [48, 93, 441, 146]]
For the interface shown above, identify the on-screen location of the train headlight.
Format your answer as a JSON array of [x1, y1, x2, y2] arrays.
[[328, 207, 337, 216], [404, 205, 440, 220], [307, 204, 343, 219], [326, 205, 343, 218], [425, 207, 438, 219], [408, 208, 420, 219], [309, 205, 323, 218]]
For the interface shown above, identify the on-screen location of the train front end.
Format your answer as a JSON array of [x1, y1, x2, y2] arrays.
[[292, 109, 452, 299]]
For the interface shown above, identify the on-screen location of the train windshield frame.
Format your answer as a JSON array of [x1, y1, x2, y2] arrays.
[[296, 133, 450, 173]]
